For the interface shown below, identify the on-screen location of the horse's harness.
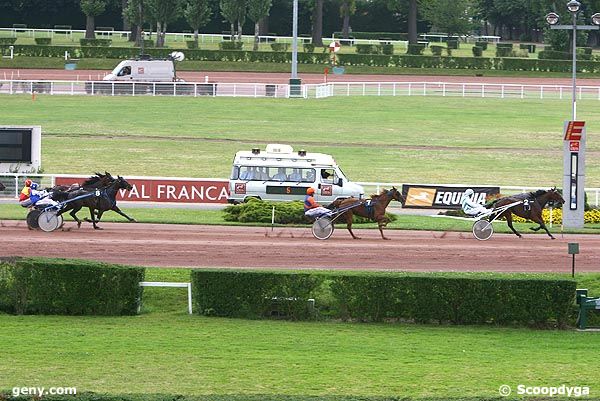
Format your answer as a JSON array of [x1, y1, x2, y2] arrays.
[[363, 190, 398, 219]]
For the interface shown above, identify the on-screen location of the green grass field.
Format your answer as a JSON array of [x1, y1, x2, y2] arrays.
[[1, 267, 600, 399], [2, 94, 600, 186]]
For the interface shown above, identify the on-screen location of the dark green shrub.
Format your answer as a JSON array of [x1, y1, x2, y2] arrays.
[[186, 40, 198, 49], [190, 269, 576, 327], [333, 31, 408, 41], [79, 38, 112, 46], [406, 43, 425, 55], [430, 45, 443, 56], [496, 42, 514, 49], [270, 42, 289, 52], [219, 41, 243, 50], [355, 44, 376, 54], [472, 46, 483, 57], [496, 47, 513, 57], [447, 39, 459, 49], [581, 46, 593, 55], [380, 43, 394, 55], [0, 37, 17, 45], [519, 43, 536, 53], [34, 37, 51, 45], [475, 41, 488, 50], [303, 43, 315, 53], [0, 257, 144, 315], [538, 50, 572, 60], [192, 270, 323, 320]]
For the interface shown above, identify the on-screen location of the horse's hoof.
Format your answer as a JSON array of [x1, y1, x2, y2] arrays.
[[550, 236, 556, 240], [131, 219, 138, 223], [383, 237, 391, 240], [94, 226, 103, 230]]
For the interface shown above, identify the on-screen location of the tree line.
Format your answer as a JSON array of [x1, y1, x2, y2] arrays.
[[1, 0, 600, 47]]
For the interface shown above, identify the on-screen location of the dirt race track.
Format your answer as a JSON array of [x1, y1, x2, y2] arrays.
[[1, 220, 599, 273]]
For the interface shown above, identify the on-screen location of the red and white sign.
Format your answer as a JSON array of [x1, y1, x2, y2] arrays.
[[570, 141, 580, 152], [564, 121, 585, 141], [55, 177, 229, 204], [329, 41, 341, 53], [138, 67, 145, 74], [321, 184, 332, 196]]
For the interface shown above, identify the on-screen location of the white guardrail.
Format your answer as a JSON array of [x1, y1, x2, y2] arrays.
[[1, 174, 599, 207], [3, 80, 600, 100]]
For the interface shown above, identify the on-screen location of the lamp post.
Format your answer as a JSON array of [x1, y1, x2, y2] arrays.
[[289, 0, 302, 97], [545, 1, 600, 228]]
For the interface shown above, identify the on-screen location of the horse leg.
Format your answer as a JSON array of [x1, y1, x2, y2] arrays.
[[531, 214, 554, 239], [376, 216, 390, 240], [505, 213, 522, 238], [111, 206, 137, 222], [67, 206, 83, 228], [344, 212, 360, 239], [89, 207, 102, 229]]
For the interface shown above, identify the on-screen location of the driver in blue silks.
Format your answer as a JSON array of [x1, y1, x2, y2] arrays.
[[461, 188, 488, 217]]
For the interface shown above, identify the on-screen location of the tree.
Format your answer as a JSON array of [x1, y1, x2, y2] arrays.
[[386, 0, 418, 44], [123, 0, 145, 46], [248, 0, 272, 50], [220, 0, 238, 38], [146, 0, 182, 47], [311, 0, 323, 46], [184, 0, 212, 46], [80, 0, 106, 39], [339, 0, 355, 38], [419, 0, 474, 38]]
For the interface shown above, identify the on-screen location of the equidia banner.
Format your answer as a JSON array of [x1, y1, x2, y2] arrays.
[[401, 185, 500, 209]]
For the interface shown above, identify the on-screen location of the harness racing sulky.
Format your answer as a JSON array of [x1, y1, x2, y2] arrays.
[[468, 188, 565, 241], [311, 187, 405, 240], [23, 172, 136, 232]]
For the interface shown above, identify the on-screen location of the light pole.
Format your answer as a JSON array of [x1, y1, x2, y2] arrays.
[[289, 0, 302, 97], [545, 1, 600, 228]]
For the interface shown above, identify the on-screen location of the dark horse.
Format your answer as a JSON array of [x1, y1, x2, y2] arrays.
[[56, 175, 136, 229], [331, 187, 405, 240], [491, 187, 565, 239]]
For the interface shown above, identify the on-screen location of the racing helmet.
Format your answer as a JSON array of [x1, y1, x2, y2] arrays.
[[30, 183, 39, 190], [24, 179, 32, 187], [306, 187, 315, 195], [464, 188, 474, 197]]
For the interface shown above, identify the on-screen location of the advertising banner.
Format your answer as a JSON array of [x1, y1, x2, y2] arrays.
[[55, 177, 229, 204], [401, 185, 500, 209]]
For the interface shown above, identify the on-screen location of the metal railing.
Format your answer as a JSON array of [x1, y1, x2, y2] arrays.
[[305, 82, 600, 99], [5, 79, 600, 101], [2, 173, 599, 207], [0, 80, 295, 98]]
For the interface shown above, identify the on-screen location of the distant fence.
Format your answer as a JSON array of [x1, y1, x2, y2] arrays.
[[305, 82, 600, 100], [0, 80, 293, 98], [5, 80, 600, 101], [0, 27, 409, 48], [2, 174, 599, 207]]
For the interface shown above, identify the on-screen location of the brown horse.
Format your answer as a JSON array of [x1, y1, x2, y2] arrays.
[[331, 187, 404, 240], [491, 188, 565, 239]]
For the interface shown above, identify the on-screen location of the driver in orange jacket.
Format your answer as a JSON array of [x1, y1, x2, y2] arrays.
[[304, 187, 330, 218]]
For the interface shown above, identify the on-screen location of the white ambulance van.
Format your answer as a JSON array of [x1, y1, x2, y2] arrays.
[[228, 144, 364, 203]]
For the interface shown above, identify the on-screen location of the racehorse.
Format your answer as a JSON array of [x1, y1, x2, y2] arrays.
[[56, 175, 136, 229], [330, 187, 405, 240], [491, 188, 565, 239]]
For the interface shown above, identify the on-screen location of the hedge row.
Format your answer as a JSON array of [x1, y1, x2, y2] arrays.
[[0, 257, 144, 315], [333, 31, 408, 41], [6, 44, 600, 72], [223, 198, 396, 225], [191, 270, 576, 327]]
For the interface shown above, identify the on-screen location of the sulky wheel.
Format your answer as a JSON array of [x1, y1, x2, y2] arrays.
[[312, 217, 334, 240], [472, 220, 494, 241], [26, 209, 42, 229], [38, 210, 61, 232]]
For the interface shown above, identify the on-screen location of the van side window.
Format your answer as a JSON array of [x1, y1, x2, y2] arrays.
[[271, 167, 288, 182], [321, 169, 334, 183], [301, 169, 316, 183], [118, 66, 131, 76], [231, 166, 239, 180]]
